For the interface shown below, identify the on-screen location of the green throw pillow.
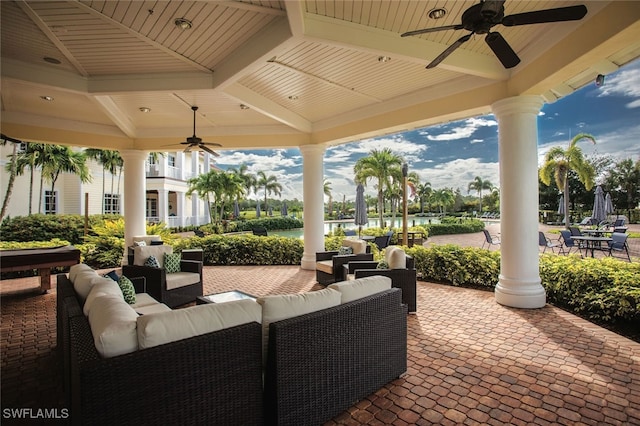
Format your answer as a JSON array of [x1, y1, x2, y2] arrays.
[[338, 246, 353, 256], [164, 252, 181, 273], [118, 275, 136, 304], [144, 255, 160, 268], [377, 260, 389, 269]]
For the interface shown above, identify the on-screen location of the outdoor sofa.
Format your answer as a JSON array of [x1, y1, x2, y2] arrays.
[[57, 266, 407, 426]]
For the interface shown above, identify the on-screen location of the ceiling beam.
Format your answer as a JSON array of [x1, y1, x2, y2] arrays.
[[92, 95, 137, 138], [225, 83, 312, 133]]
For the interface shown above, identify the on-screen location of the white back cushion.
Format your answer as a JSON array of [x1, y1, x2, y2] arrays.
[[137, 299, 261, 349], [83, 277, 123, 316], [87, 294, 139, 358], [69, 263, 93, 283], [133, 245, 173, 268], [73, 269, 102, 301], [386, 246, 407, 269], [329, 275, 392, 303], [257, 288, 341, 362], [342, 238, 367, 254]]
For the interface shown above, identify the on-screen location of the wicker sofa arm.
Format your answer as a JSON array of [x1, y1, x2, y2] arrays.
[[179, 259, 202, 274], [343, 261, 379, 274], [316, 251, 339, 261], [122, 265, 165, 302]]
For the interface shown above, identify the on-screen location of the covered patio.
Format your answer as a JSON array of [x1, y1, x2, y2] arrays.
[[3, 1, 640, 310], [2, 262, 639, 425]]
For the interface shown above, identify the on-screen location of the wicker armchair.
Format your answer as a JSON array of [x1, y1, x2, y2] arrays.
[[316, 239, 372, 285], [342, 255, 417, 313]]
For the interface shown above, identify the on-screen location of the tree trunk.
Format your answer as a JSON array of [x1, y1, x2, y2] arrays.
[[564, 179, 570, 228], [0, 142, 18, 222]]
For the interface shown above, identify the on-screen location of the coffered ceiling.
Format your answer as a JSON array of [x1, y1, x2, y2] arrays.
[[1, 1, 639, 153]]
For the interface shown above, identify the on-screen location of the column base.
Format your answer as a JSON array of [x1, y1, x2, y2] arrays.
[[300, 253, 316, 270], [495, 275, 546, 309]]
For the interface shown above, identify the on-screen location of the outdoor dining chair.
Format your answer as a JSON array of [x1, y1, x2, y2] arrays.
[[607, 232, 631, 262], [539, 232, 560, 254], [559, 230, 579, 255], [481, 229, 500, 250]]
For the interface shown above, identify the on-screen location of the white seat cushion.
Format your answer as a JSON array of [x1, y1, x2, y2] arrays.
[[329, 276, 392, 303], [134, 303, 171, 316], [137, 299, 261, 349], [133, 245, 173, 268], [165, 272, 200, 290], [131, 293, 161, 309], [87, 294, 139, 358], [315, 260, 334, 274]]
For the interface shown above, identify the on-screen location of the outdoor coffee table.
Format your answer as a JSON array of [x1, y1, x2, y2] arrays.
[[196, 290, 257, 305]]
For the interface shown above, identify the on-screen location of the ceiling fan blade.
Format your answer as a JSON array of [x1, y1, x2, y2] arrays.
[[502, 5, 587, 27], [401, 24, 464, 37], [485, 32, 520, 69], [426, 33, 472, 69], [199, 144, 220, 157], [183, 144, 193, 153]]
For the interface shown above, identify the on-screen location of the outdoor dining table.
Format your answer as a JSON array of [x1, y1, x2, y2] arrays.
[[570, 236, 613, 258], [581, 229, 611, 237]]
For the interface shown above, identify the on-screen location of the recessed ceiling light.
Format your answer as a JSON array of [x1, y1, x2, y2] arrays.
[[378, 56, 391, 63], [139, 107, 151, 113], [428, 8, 447, 19], [288, 95, 298, 100], [174, 17, 192, 30], [239, 104, 250, 110], [40, 96, 54, 101], [43, 57, 61, 64]]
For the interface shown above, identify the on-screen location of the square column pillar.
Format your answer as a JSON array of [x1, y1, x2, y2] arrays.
[[492, 96, 546, 309], [121, 149, 148, 255], [300, 144, 326, 270]]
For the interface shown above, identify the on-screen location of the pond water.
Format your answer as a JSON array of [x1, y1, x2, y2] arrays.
[[271, 216, 444, 239]]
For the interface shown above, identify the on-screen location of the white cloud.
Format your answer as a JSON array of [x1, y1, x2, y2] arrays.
[[421, 116, 498, 141], [418, 158, 499, 193], [597, 65, 640, 99], [470, 139, 484, 144]]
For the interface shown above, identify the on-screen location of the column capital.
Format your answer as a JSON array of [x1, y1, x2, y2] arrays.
[[299, 144, 326, 156], [119, 149, 148, 162], [492, 95, 545, 117]]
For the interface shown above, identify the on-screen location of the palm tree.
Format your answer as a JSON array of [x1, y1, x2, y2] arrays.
[[432, 188, 455, 215], [606, 158, 640, 210], [228, 163, 256, 202], [218, 172, 246, 219], [187, 170, 222, 223], [539, 133, 596, 228], [0, 134, 20, 222], [256, 171, 282, 214], [85, 149, 122, 213], [14, 142, 46, 215], [415, 182, 432, 214], [354, 148, 403, 226], [39, 145, 92, 213], [323, 179, 332, 216], [467, 176, 494, 215]]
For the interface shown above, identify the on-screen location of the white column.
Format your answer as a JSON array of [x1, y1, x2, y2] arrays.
[[158, 189, 168, 225], [121, 150, 147, 252], [300, 144, 326, 270], [191, 152, 200, 226], [492, 96, 546, 309], [177, 191, 185, 227]]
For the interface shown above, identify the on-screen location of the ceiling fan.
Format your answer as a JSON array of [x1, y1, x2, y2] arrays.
[[401, 1, 587, 69], [180, 106, 221, 156]]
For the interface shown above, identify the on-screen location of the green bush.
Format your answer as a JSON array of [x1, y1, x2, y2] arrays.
[[233, 217, 304, 232], [172, 234, 303, 265], [425, 219, 485, 236]]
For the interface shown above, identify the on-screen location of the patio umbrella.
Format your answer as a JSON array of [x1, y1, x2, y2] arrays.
[[268, 206, 273, 216], [281, 202, 288, 216], [354, 183, 368, 237], [255, 202, 261, 218], [557, 195, 565, 215], [233, 200, 240, 218], [591, 185, 606, 225], [605, 192, 614, 215]]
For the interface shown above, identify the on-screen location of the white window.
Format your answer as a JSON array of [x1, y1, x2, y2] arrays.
[[168, 154, 176, 167], [146, 197, 158, 218], [148, 154, 158, 165], [104, 194, 120, 214], [45, 191, 57, 214]]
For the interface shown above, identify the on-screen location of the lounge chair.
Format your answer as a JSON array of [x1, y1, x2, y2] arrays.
[[374, 231, 394, 250], [577, 217, 592, 226], [252, 227, 268, 236]]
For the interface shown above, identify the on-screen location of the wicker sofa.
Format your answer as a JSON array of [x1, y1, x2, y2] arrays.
[[57, 269, 263, 425], [57, 267, 406, 426]]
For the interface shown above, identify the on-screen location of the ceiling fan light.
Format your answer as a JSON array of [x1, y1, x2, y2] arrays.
[[139, 107, 151, 113], [40, 96, 54, 102], [174, 18, 192, 30], [378, 56, 391, 63], [428, 8, 447, 20]]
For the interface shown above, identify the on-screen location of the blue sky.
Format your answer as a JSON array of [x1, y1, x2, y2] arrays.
[[215, 58, 640, 202]]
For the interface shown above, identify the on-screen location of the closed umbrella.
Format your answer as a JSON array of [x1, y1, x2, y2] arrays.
[[255, 202, 261, 218], [605, 192, 614, 215], [557, 195, 565, 215], [591, 185, 606, 225], [354, 183, 368, 237], [281, 202, 288, 217], [233, 200, 240, 218]]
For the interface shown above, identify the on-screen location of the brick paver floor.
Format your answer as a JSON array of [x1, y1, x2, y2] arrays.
[[1, 226, 639, 425]]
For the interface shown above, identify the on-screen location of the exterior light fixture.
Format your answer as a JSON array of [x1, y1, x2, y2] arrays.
[[139, 107, 151, 113], [428, 8, 447, 19], [40, 96, 54, 101], [378, 56, 391, 63], [174, 18, 192, 30], [595, 74, 605, 87]]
